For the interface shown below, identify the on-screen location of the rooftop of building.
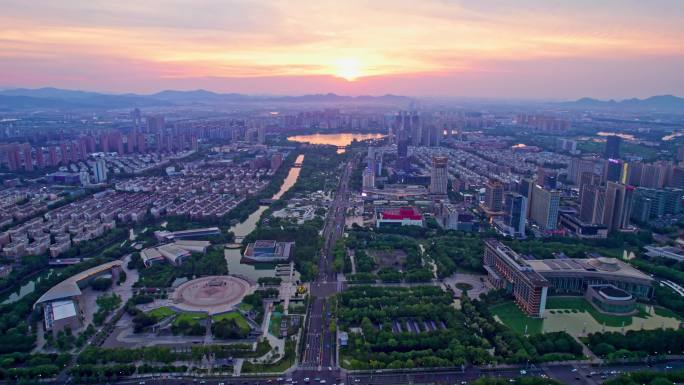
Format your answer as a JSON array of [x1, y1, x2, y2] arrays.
[[526, 257, 653, 281], [35, 260, 122, 306], [379, 206, 422, 220], [173, 239, 211, 248], [243, 240, 294, 259], [594, 284, 633, 301], [141, 247, 163, 262], [50, 299, 78, 321], [253, 240, 277, 250], [157, 244, 190, 263]]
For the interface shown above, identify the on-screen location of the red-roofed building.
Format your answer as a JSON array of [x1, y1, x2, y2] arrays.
[[376, 206, 423, 227]]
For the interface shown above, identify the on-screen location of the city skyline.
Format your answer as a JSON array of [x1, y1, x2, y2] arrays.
[[1, 0, 683, 99]]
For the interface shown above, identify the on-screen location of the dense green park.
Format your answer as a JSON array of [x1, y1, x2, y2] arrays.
[[337, 286, 583, 369]]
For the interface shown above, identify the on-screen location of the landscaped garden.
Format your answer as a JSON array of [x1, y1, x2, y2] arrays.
[[489, 302, 544, 335], [211, 311, 251, 339], [171, 312, 207, 336], [337, 286, 583, 369], [269, 311, 283, 336], [241, 339, 296, 373], [489, 296, 682, 337], [546, 297, 643, 327], [147, 306, 176, 321]]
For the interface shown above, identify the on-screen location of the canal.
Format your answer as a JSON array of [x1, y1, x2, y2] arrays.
[[225, 154, 305, 281]]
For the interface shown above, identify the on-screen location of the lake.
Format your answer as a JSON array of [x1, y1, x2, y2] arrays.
[[597, 132, 636, 141], [287, 132, 386, 153]]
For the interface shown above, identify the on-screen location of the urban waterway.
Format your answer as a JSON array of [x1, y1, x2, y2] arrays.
[[224, 154, 305, 281], [1, 269, 54, 304]]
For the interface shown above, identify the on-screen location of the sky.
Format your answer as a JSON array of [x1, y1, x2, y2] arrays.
[[0, 0, 683, 99]]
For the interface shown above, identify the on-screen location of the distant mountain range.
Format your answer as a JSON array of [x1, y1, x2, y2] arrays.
[[1, 87, 682, 111], [0, 87, 412, 110], [561, 95, 684, 111], [0, 88, 170, 110]]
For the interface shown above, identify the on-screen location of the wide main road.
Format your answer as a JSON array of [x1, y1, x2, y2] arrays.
[[346, 359, 684, 385], [299, 156, 355, 378], [98, 358, 684, 385]]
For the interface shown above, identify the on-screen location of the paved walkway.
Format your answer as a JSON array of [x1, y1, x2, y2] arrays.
[[233, 358, 244, 376], [281, 262, 296, 314], [442, 272, 490, 299], [348, 249, 357, 274], [112, 254, 139, 304], [426, 259, 438, 279]]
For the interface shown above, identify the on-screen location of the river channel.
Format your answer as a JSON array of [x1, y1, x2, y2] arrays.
[[224, 154, 305, 281]]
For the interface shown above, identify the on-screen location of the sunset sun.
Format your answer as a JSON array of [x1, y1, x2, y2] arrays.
[[334, 58, 362, 81]]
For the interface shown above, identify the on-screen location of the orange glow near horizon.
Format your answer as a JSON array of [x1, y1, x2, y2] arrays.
[[333, 58, 362, 81], [0, 1, 683, 97]]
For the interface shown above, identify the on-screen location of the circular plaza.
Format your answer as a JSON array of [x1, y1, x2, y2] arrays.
[[171, 275, 254, 315]]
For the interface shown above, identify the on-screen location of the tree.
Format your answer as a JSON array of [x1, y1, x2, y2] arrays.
[[212, 318, 249, 340], [591, 342, 616, 357], [117, 271, 127, 285]]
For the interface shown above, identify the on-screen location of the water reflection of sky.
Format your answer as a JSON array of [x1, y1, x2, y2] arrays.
[[287, 133, 386, 149], [597, 132, 636, 140], [663, 132, 683, 141]]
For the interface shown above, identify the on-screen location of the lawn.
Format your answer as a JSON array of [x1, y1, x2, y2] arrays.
[[147, 306, 176, 321], [545, 297, 641, 327], [491, 298, 683, 337], [238, 302, 254, 312], [654, 305, 684, 321], [213, 311, 250, 332], [269, 311, 283, 336], [489, 302, 543, 335], [173, 311, 207, 326]]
